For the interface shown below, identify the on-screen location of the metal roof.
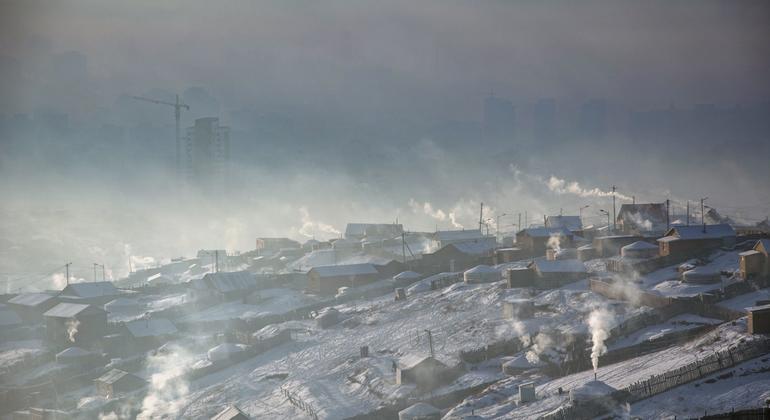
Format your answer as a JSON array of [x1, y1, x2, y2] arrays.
[[310, 263, 379, 278], [201, 271, 256, 293], [124, 318, 178, 338], [533, 259, 587, 273], [43, 302, 104, 318], [7, 293, 57, 307], [96, 368, 144, 385], [520, 227, 572, 238], [61, 282, 120, 298], [545, 215, 583, 231], [664, 224, 736, 240], [434, 229, 485, 242]]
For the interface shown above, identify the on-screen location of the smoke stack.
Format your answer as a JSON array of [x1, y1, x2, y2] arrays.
[[594, 372, 597, 381]]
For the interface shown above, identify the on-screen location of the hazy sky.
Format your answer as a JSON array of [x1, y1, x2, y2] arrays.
[[3, 0, 770, 118]]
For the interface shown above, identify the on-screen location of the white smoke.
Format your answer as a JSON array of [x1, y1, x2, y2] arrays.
[[525, 332, 553, 364], [546, 234, 562, 253], [587, 307, 615, 372], [137, 345, 194, 419], [626, 212, 653, 232], [408, 199, 463, 228], [66, 319, 80, 343], [297, 206, 341, 239], [546, 175, 633, 201]]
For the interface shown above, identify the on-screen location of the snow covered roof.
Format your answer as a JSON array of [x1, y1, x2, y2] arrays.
[[520, 227, 571, 238], [104, 298, 139, 308], [449, 240, 496, 255], [7, 292, 57, 307], [399, 402, 440, 417], [201, 271, 256, 293], [212, 405, 250, 420], [56, 347, 91, 358], [755, 239, 770, 253], [465, 265, 497, 274], [570, 380, 617, 401], [61, 281, 120, 298], [622, 241, 658, 251], [664, 224, 736, 240], [208, 343, 247, 362], [745, 303, 770, 312], [434, 229, 485, 242], [124, 318, 177, 338], [44, 303, 105, 318], [503, 353, 545, 369], [545, 215, 583, 231], [683, 266, 721, 276], [310, 263, 379, 278], [394, 271, 421, 280], [740, 250, 761, 257], [345, 223, 403, 238], [398, 354, 445, 370], [97, 369, 144, 385], [532, 259, 587, 273]]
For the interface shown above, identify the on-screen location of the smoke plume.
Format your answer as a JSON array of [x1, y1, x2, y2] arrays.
[[66, 319, 80, 343], [587, 308, 614, 372], [409, 199, 463, 229], [297, 207, 341, 239], [137, 345, 194, 419], [547, 176, 632, 201]]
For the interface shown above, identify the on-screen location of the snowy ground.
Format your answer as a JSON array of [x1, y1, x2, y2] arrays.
[[630, 355, 770, 418], [0, 339, 46, 377], [719, 287, 770, 312], [180, 288, 320, 323], [173, 273, 644, 419], [444, 321, 758, 419], [607, 314, 722, 351]]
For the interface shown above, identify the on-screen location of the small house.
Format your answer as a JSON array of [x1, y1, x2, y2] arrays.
[[188, 271, 256, 302], [43, 303, 108, 347], [398, 402, 440, 420], [212, 405, 250, 420], [740, 239, 770, 280], [494, 247, 525, 264], [592, 235, 642, 258], [545, 215, 583, 233], [516, 227, 573, 255], [681, 267, 721, 284], [747, 303, 770, 334], [505, 267, 535, 288], [95, 369, 146, 398], [122, 318, 178, 350], [6, 293, 58, 323], [307, 263, 381, 294], [396, 354, 449, 389], [576, 245, 598, 261], [616, 203, 667, 235], [657, 224, 736, 258], [207, 343, 247, 362], [59, 282, 121, 305], [433, 229, 491, 248], [529, 259, 588, 288], [502, 356, 544, 375], [393, 271, 422, 287], [463, 265, 500, 284], [255, 237, 301, 255], [419, 240, 495, 274]]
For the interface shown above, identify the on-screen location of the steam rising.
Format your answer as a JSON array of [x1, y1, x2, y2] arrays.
[[409, 199, 463, 229], [138, 345, 194, 419], [66, 319, 80, 343], [297, 207, 341, 239], [587, 308, 614, 372]]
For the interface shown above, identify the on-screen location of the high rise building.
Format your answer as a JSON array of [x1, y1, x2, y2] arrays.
[[483, 94, 516, 142], [185, 117, 230, 192]]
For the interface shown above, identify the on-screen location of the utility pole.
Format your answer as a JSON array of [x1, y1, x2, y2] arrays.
[[632, 196, 635, 205], [424, 329, 434, 358], [478, 202, 484, 232], [701, 197, 708, 233], [666, 199, 670, 229], [579, 205, 590, 227], [518, 213, 522, 233], [524, 211, 528, 230], [215, 250, 219, 273], [130, 95, 190, 185], [687, 201, 690, 226], [611, 185, 617, 233], [93, 264, 98, 282], [402, 232, 407, 264], [64, 262, 72, 287], [102, 264, 106, 281]]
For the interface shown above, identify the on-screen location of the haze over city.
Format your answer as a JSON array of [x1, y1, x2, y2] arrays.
[[1, 2, 770, 419]]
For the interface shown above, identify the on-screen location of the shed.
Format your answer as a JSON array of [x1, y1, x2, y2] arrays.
[[393, 271, 422, 287], [502, 355, 544, 375], [398, 402, 440, 420], [43, 303, 108, 347], [212, 404, 250, 420], [60, 281, 121, 304], [463, 265, 500, 284], [592, 235, 642, 258], [396, 355, 449, 389], [104, 298, 143, 313], [315, 307, 340, 329], [570, 380, 619, 407], [95, 369, 146, 398], [740, 239, 770, 280], [682, 267, 721, 284], [620, 241, 659, 259], [207, 343, 247, 362], [419, 241, 493, 273], [6, 293, 58, 323], [530, 259, 588, 288], [122, 318, 178, 351], [55, 346, 93, 365], [307, 263, 380, 295], [505, 267, 535, 288], [516, 227, 573, 254], [746, 304, 770, 334], [519, 381, 537, 403]]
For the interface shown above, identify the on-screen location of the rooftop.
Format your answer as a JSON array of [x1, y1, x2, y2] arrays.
[[124, 318, 178, 338], [44, 302, 105, 318], [310, 263, 379, 278], [61, 282, 120, 298]]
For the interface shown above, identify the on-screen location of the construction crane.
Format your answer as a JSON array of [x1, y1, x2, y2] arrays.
[[131, 95, 190, 183]]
